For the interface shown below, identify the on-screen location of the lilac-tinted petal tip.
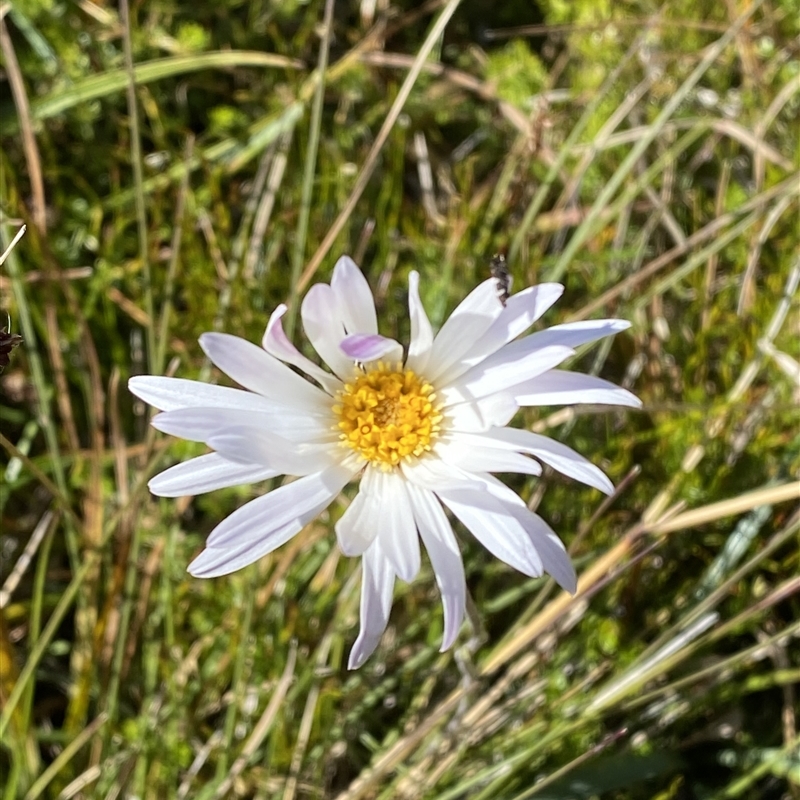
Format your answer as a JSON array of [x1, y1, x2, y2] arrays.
[[340, 333, 402, 363]]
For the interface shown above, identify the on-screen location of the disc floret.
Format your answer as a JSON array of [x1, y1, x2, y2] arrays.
[[334, 362, 442, 468]]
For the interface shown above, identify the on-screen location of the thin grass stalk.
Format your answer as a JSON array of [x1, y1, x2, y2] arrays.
[[507, 25, 657, 266], [22, 714, 109, 800], [570, 172, 799, 320], [0, 229, 79, 572], [548, 0, 765, 282], [214, 570, 258, 781], [298, 0, 465, 293], [119, 0, 154, 372], [286, 0, 335, 338], [0, 557, 95, 740], [154, 139, 192, 375]]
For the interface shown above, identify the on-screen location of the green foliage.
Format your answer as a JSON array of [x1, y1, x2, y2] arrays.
[[1, 0, 799, 798]]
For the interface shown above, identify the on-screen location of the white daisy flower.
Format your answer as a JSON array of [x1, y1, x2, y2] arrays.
[[129, 256, 640, 668]]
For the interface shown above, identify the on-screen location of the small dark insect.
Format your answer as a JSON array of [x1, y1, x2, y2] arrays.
[[489, 253, 511, 306], [0, 322, 23, 373]]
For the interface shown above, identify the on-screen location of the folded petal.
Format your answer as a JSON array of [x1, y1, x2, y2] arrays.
[[331, 255, 378, 336], [434, 283, 564, 385], [406, 482, 466, 651], [405, 271, 434, 374], [262, 304, 341, 396], [348, 540, 395, 669], [199, 332, 331, 412], [340, 333, 403, 364], [149, 452, 278, 497], [425, 279, 504, 383], [514, 370, 642, 408], [129, 375, 273, 413], [300, 284, 355, 380], [204, 463, 356, 551]]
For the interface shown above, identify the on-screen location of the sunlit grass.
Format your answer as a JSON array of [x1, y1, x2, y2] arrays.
[[1, 0, 799, 798]]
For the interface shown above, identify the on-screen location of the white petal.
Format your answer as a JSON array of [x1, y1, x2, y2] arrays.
[[520, 319, 631, 352], [444, 392, 519, 432], [300, 284, 355, 380], [514, 370, 642, 408], [331, 255, 378, 336], [335, 466, 381, 556], [435, 487, 544, 578], [208, 427, 338, 475], [434, 283, 564, 385], [434, 437, 542, 477], [401, 457, 485, 493], [203, 463, 356, 550], [440, 345, 574, 404], [425, 279, 504, 383], [262, 304, 342, 396], [340, 333, 403, 364], [348, 540, 394, 669], [372, 471, 420, 582], [444, 470, 577, 593], [482, 428, 614, 495], [149, 453, 278, 497], [129, 376, 273, 413], [199, 332, 331, 412], [150, 407, 334, 444], [406, 482, 466, 651], [500, 503, 577, 593], [405, 271, 434, 374]]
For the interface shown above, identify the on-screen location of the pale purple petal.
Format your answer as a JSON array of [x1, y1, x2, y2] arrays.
[[406, 482, 466, 650], [262, 304, 342, 395], [331, 255, 378, 335], [425, 279, 504, 383], [300, 284, 355, 380], [348, 540, 395, 669], [434, 283, 564, 385], [340, 333, 403, 364], [405, 271, 434, 375], [372, 470, 420, 582], [440, 345, 574, 405], [514, 370, 642, 408], [199, 332, 331, 412], [203, 463, 356, 551], [150, 407, 334, 444], [149, 453, 279, 497], [129, 376, 273, 413], [482, 427, 614, 494]]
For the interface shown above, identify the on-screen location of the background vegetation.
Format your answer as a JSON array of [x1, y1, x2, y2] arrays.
[[1, 0, 799, 797]]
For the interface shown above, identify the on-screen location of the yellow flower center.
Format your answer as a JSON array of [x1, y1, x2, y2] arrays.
[[333, 363, 442, 468]]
